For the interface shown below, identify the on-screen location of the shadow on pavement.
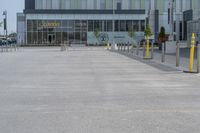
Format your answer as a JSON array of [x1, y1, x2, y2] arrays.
[[111, 50, 179, 72]]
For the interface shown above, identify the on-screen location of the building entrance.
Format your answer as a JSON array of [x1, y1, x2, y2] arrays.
[[48, 34, 55, 44]]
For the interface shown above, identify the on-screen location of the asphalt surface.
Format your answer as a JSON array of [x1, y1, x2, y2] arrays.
[[0, 47, 200, 133]]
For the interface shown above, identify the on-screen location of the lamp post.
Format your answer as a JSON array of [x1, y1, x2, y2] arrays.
[[3, 10, 8, 47], [169, 0, 174, 41], [112, 0, 115, 49]]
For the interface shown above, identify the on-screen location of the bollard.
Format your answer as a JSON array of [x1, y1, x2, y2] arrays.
[[6, 44, 8, 52], [131, 44, 134, 53], [124, 43, 126, 52], [107, 43, 109, 50], [176, 41, 180, 67], [162, 42, 165, 62], [145, 36, 150, 58], [136, 42, 139, 56], [127, 42, 130, 53], [15, 44, 17, 51], [143, 41, 146, 58], [189, 33, 195, 72], [197, 43, 200, 73], [151, 42, 154, 59]]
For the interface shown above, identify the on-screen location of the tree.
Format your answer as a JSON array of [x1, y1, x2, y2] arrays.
[[128, 27, 135, 38], [159, 26, 166, 43], [9, 32, 17, 38], [144, 25, 153, 58], [128, 27, 136, 48], [144, 25, 153, 37], [94, 28, 100, 38], [158, 27, 166, 51]]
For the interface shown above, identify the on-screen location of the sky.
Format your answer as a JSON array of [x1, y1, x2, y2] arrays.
[[0, 0, 24, 35]]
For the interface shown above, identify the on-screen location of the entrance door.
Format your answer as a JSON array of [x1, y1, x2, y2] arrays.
[[48, 34, 55, 44]]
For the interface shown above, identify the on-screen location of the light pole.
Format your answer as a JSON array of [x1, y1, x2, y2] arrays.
[[3, 10, 8, 47], [112, 0, 115, 49], [169, 0, 174, 41]]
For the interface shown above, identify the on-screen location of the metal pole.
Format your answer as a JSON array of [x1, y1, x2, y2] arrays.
[[197, 43, 200, 73], [143, 41, 146, 58], [131, 44, 134, 53], [170, 0, 174, 41], [112, 0, 115, 49], [176, 41, 180, 67], [151, 41, 154, 59], [127, 42, 130, 53], [162, 42, 165, 62], [136, 42, 139, 55], [6, 11, 8, 52]]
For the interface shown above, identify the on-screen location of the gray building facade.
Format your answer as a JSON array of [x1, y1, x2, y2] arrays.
[[17, 0, 200, 45]]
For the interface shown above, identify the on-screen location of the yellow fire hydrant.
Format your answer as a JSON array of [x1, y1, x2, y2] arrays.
[[189, 33, 195, 72]]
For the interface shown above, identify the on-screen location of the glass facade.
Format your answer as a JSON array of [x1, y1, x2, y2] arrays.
[[35, 0, 152, 10], [27, 19, 145, 45]]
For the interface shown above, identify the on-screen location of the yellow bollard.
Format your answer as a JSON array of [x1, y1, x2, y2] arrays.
[[189, 33, 195, 72], [145, 36, 150, 58]]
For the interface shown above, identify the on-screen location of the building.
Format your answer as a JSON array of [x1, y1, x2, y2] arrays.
[[17, 0, 200, 46], [18, 0, 149, 46]]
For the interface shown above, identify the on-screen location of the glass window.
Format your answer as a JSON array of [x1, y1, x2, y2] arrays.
[[107, 20, 113, 31], [38, 32, 43, 44], [81, 0, 87, 9], [27, 32, 32, 44], [141, 20, 145, 31], [75, 20, 81, 31], [69, 32, 74, 43], [105, 0, 112, 9], [103, 20, 107, 31], [60, 0, 66, 9], [35, 0, 43, 9], [33, 32, 38, 44], [99, 21, 103, 31], [133, 20, 139, 31], [61, 20, 68, 27], [126, 20, 132, 31], [46, 0, 52, 9], [100, 0, 106, 9], [130, 0, 140, 9], [82, 20, 88, 32], [94, 20, 100, 31], [68, 20, 75, 32], [65, 0, 71, 9], [32, 20, 38, 31], [52, 0, 59, 9], [27, 20, 33, 32], [115, 20, 120, 31], [120, 20, 126, 31], [88, 20, 94, 31], [94, 0, 97, 9], [63, 32, 68, 43]]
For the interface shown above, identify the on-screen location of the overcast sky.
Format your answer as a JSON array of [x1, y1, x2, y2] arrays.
[[0, 0, 24, 35]]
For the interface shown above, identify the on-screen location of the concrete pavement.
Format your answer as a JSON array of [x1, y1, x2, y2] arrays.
[[0, 47, 200, 133]]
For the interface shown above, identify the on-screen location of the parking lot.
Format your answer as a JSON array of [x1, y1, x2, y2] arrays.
[[0, 47, 200, 133]]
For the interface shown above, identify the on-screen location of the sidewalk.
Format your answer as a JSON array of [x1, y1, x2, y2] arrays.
[[114, 47, 199, 73]]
